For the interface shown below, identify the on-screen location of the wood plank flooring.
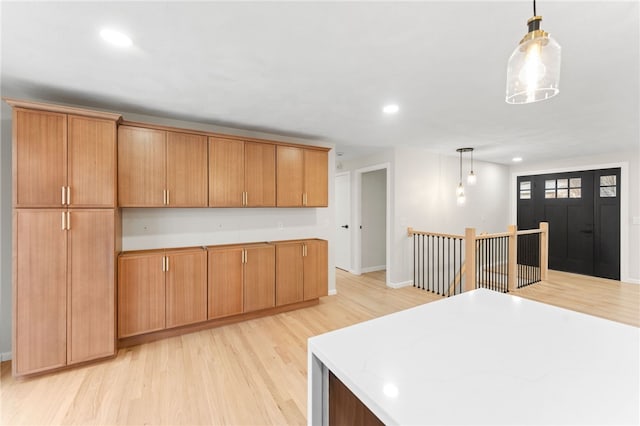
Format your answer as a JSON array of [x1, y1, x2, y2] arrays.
[[1, 269, 638, 425]]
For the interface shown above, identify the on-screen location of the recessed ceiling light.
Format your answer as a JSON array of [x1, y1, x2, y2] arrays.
[[383, 104, 399, 114], [512, 157, 523, 162], [100, 28, 132, 47]]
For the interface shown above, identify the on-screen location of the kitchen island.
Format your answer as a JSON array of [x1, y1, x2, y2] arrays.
[[308, 289, 639, 425]]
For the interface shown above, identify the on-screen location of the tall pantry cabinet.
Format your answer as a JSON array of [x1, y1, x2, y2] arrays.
[[7, 99, 122, 376]]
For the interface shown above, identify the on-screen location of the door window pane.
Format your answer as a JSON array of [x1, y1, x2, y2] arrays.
[[545, 180, 556, 189], [545, 190, 556, 199], [557, 189, 568, 198], [569, 178, 581, 188], [600, 175, 616, 186], [557, 179, 568, 189], [520, 190, 531, 199], [600, 187, 616, 197], [570, 188, 582, 198], [520, 181, 531, 191]]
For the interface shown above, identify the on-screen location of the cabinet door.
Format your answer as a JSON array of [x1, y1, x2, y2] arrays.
[[167, 132, 208, 207], [304, 240, 328, 300], [118, 126, 166, 207], [275, 243, 304, 306], [304, 150, 328, 207], [166, 250, 207, 328], [208, 247, 244, 319], [68, 210, 115, 364], [245, 142, 276, 207], [67, 115, 117, 207], [209, 137, 244, 207], [13, 109, 67, 207], [14, 209, 67, 375], [244, 245, 275, 312], [118, 253, 165, 337], [276, 146, 304, 207]]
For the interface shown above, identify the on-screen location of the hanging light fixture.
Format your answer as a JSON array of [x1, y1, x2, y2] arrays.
[[467, 148, 477, 185], [456, 148, 467, 206], [506, 0, 561, 104]]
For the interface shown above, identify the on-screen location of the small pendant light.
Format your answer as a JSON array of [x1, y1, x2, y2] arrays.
[[506, 0, 561, 104], [467, 148, 477, 185], [456, 148, 466, 206]]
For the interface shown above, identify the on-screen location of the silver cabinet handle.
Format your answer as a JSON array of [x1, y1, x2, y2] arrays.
[[61, 187, 66, 205], [166, 256, 169, 271], [61, 212, 65, 230], [66, 186, 70, 206], [162, 256, 166, 272], [66, 211, 70, 230], [166, 190, 170, 206]]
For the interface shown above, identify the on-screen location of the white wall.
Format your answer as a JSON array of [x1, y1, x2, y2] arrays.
[[510, 150, 640, 284], [0, 102, 12, 360], [361, 169, 386, 271], [340, 147, 511, 287], [0, 106, 336, 359], [392, 147, 511, 286]]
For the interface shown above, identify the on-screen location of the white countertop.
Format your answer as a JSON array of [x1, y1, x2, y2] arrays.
[[308, 289, 640, 425]]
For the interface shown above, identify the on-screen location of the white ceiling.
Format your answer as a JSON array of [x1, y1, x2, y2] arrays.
[[1, 1, 638, 164]]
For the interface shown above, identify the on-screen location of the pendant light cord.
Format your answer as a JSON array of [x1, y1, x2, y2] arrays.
[[459, 151, 463, 182], [533, 0, 537, 16]]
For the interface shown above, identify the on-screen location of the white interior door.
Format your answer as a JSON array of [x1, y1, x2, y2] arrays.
[[335, 173, 351, 271]]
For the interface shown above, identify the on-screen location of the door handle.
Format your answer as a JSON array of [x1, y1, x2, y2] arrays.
[[341, 225, 349, 229]]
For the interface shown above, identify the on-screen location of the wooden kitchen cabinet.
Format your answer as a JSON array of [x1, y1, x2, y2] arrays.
[[275, 239, 328, 306], [118, 248, 207, 338], [276, 146, 328, 207], [208, 246, 244, 319], [165, 249, 207, 328], [207, 243, 275, 318], [12, 107, 118, 208], [209, 137, 275, 207], [243, 244, 276, 312], [13, 208, 117, 375], [118, 125, 207, 207], [118, 252, 166, 338]]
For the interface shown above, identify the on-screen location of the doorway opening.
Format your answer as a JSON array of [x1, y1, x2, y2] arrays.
[[334, 172, 351, 271], [354, 163, 390, 286]]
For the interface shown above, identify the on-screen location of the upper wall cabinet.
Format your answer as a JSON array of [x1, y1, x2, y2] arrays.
[[209, 137, 276, 207], [12, 108, 118, 208], [276, 146, 328, 207], [118, 126, 208, 207]]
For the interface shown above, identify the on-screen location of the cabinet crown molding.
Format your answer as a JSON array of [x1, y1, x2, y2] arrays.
[[3, 98, 122, 122]]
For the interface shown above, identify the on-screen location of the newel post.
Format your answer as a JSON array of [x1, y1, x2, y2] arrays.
[[465, 228, 476, 292], [507, 225, 518, 292], [539, 222, 549, 281]]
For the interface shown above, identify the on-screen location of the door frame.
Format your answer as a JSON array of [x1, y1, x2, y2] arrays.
[[334, 171, 352, 272], [353, 163, 391, 287], [511, 161, 631, 283]]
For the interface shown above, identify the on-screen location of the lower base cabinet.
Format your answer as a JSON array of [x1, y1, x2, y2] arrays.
[[118, 239, 326, 341], [207, 243, 275, 319], [118, 248, 207, 338], [275, 239, 328, 306]]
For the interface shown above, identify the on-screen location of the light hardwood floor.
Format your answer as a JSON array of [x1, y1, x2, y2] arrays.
[[1, 269, 638, 425]]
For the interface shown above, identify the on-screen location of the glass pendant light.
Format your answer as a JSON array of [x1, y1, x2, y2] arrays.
[[506, 0, 561, 104], [467, 148, 477, 185], [456, 148, 466, 206]]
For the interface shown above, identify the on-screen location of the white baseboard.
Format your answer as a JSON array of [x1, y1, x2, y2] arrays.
[[361, 265, 386, 273], [348, 269, 361, 276], [328, 289, 337, 296], [1, 351, 12, 362], [622, 277, 640, 285], [388, 280, 413, 289]]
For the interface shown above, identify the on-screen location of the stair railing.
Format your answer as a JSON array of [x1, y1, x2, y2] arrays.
[[408, 222, 548, 296]]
